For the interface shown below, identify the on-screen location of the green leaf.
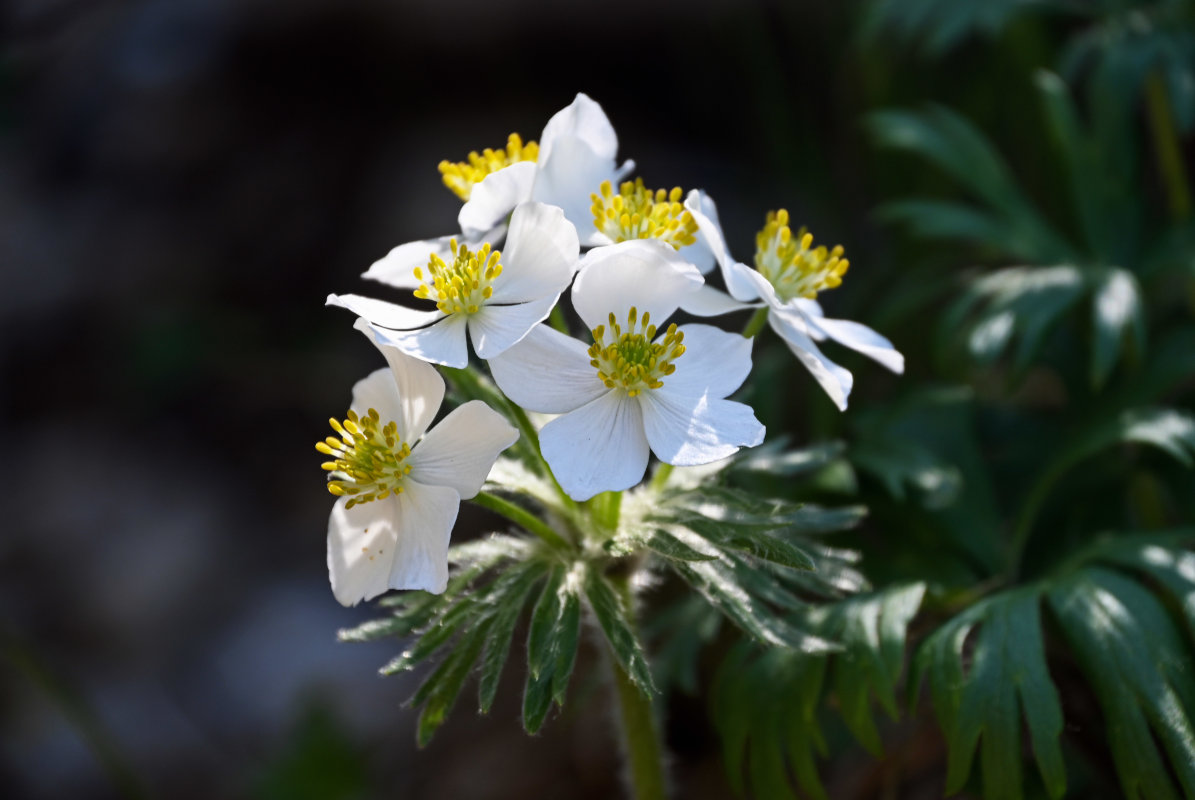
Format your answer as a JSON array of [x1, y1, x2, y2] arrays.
[[680, 518, 816, 570], [730, 440, 847, 477], [1049, 568, 1195, 799], [413, 616, 492, 747], [1066, 407, 1195, 468], [552, 591, 581, 706], [1082, 531, 1195, 639], [527, 565, 566, 680], [876, 198, 1011, 247], [914, 589, 1066, 800], [475, 561, 546, 714], [642, 528, 718, 562], [1089, 267, 1144, 387], [583, 569, 656, 695], [522, 658, 555, 734]]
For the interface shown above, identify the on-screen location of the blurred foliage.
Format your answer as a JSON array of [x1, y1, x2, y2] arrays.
[[705, 1, 1195, 798]]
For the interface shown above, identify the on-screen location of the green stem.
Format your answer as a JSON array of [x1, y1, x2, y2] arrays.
[[588, 491, 623, 531], [549, 305, 570, 335], [505, 402, 579, 513], [1007, 458, 1072, 580], [742, 306, 770, 338], [609, 576, 668, 800], [650, 463, 674, 491], [1146, 71, 1191, 222], [472, 491, 571, 550]]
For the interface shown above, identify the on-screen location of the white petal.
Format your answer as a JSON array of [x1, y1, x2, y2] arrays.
[[679, 238, 716, 275], [327, 293, 442, 331], [372, 313, 470, 369], [363, 227, 506, 288], [387, 481, 461, 594], [682, 190, 728, 275], [722, 260, 770, 303], [663, 324, 755, 400], [468, 293, 562, 360], [346, 368, 406, 438], [530, 135, 616, 239], [540, 391, 649, 500], [769, 311, 854, 411], [679, 285, 755, 317], [490, 202, 579, 303], [539, 92, 618, 163], [571, 240, 704, 332], [640, 391, 765, 467], [408, 401, 518, 499], [327, 495, 403, 606], [487, 324, 608, 413], [326, 484, 464, 604], [803, 315, 905, 374], [458, 161, 536, 239], [353, 318, 445, 441]]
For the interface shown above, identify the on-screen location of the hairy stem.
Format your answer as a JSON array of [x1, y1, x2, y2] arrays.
[[609, 575, 668, 800]]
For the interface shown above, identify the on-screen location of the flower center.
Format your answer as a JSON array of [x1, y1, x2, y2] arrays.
[[590, 179, 698, 249], [588, 307, 686, 397], [754, 209, 849, 302], [316, 408, 412, 508], [438, 133, 538, 201], [412, 239, 503, 316]]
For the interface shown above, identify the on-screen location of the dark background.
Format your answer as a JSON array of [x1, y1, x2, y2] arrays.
[[0, 0, 1060, 797]]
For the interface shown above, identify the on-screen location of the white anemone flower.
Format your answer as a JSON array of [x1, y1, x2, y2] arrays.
[[487, 240, 765, 501], [318, 320, 518, 605], [364, 94, 632, 290], [683, 200, 904, 411], [328, 201, 580, 368]]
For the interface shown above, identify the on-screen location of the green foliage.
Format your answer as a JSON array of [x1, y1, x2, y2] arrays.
[[913, 532, 1195, 800], [338, 535, 586, 743], [712, 584, 926, 800]]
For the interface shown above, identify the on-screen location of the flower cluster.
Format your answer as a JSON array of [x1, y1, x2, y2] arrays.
[[317, 93, 902, 605]]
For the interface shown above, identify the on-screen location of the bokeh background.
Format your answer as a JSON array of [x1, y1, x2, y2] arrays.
[[2, 0, 1171, 798]]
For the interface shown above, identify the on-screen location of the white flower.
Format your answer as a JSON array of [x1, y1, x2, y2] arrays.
[[317, 320, 518, 605], [329, 201, 580, 368], [684, 201, 904, 411], [584, 183, 717, 275], [488, 240, 765, 501], [363, 94, 632, 287]]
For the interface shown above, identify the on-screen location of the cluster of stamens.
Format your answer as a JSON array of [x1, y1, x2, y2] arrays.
[[590, 179, 698, 249], [316, 409, 413, 509], [587, 307, 686, 397], [438, 133, 538, 201], [413, 239, 503, 316], [754, 209, 849, 302]]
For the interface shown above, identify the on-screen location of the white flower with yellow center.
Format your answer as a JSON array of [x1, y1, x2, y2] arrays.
[[585, 181, 718, 275], [487, 240, 765, 501], [684, 200, 904, 411], [317, 321, 518, 604], [329, 201, 579, 368], [362, 94, 631, 289]]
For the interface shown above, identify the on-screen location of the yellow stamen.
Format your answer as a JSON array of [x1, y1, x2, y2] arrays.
[[438, 133, 538, 201], [590, 179, 698, 250], [754, 209, 849, 301], [316, 408, 413, 509], [413, 239, 503, 316], [587, 306, 686, 397]]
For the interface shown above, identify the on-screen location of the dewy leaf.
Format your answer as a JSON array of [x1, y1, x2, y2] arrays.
[[914, 588, 1066, 800], [1089, 267, 1144, 387], [583, 568, 656, 695], [1049, 568, 1195, 799]]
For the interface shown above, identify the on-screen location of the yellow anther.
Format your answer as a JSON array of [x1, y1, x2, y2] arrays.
[[438, 133, 539, 201], [316, 408, 414, 507], [754, 209, 849, 302], [587, 307, 686, 396], [590, 179, 698, 249], [413, 240, 503, 316]]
